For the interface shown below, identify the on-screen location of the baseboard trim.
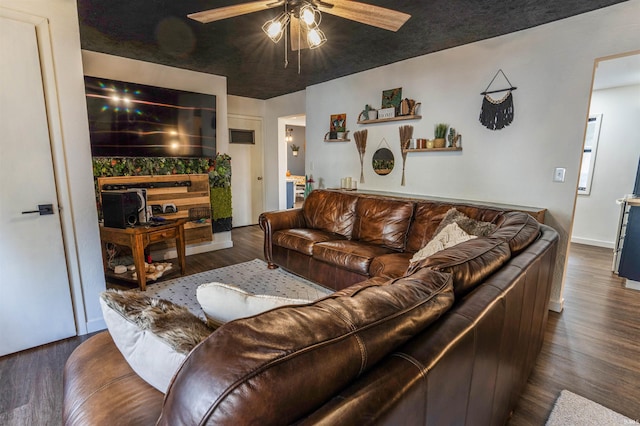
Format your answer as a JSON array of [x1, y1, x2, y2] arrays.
[[570, 237, 614, 249], [85, 317, 106, 334], [625, 279, 640, 291], [548, 298, 564, 313]]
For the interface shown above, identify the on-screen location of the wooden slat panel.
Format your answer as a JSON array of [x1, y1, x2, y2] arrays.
[[146, 187, 189, 195], [318, 0, 411, 32], [187, 1, 274, 24], [98, 174, 212, 245]]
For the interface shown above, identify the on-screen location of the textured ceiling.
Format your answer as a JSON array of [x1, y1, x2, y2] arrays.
[[77, 0, 626, 99]]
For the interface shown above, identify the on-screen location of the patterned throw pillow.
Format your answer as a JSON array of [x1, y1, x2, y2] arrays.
[[100, 290, 213, 393], [434, 208, 497, 237], [409, 222, 477, 267]]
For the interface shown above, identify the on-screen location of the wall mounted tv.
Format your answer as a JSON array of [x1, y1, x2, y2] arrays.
[[84, 76, 216, 158]]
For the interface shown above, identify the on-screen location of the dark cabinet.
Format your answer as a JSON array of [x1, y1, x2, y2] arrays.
[[618, 205, 640, 281]]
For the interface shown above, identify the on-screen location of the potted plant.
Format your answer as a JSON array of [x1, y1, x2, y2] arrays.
[[291, 144, 300, 156], [434, 123, 448, 148]]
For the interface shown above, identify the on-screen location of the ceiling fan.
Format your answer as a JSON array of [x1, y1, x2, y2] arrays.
[[188, 0, 411, 52]]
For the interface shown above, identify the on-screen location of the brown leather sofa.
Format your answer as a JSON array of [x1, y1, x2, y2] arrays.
[[260, 189, 543, 290], [63, 189, 558, 425]]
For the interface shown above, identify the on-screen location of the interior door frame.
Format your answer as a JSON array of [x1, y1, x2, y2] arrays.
[[1, 8, 86, 334], [228, 113, 265, 225]]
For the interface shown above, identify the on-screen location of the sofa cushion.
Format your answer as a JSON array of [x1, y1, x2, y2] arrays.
[[273, 228, 347, 255], [413, 236, 511, 298], [302, 190, 358, 238], [99, 290, 213, 393], [313, 240, 395, 274], [197, 282, 314, 327], [434, 207, 498, 237], [492, 211, 540, 254], [157, 269, 454, 426], [406, 202, 503, 252], [351, 197, 414, 250], [369, 252, 414, 279]]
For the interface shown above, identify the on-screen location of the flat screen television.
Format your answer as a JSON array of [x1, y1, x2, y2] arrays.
[[84, 76, 216, 158]]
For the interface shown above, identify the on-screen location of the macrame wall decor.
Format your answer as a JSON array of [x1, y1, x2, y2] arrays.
[[479, 69, 517, 130]]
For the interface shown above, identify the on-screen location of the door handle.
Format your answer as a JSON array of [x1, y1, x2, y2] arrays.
[[257, 177, 263, 180], [21, 204, 54, 215]]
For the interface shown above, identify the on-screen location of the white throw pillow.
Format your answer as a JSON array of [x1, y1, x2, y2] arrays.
[[410, 222, 477, 266], [99, 291, 212, 393], [197, 282, 313, 327]]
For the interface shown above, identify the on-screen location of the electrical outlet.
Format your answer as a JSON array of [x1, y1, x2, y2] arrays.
[[553, 167, 566, 183]]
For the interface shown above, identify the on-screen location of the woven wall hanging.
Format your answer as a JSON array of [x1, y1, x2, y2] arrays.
[[479, 69, 517, 130]]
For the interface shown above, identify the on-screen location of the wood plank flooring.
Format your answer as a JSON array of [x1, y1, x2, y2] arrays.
[[508, 243, 640, 424], [0, 229, 638, 425]]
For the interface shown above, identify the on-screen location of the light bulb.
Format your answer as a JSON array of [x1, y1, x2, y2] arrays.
[[267, 21, 282, 38], [307, 28, 326, 48], [262, 12, 289, 43], [301, 7, 315, 25]]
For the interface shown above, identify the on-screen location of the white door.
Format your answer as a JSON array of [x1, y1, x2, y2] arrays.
[[228, 115, 265, 226], [0, 13, 76, 356]]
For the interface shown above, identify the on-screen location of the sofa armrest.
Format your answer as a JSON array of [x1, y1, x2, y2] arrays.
[[259, 209, 306, 266]]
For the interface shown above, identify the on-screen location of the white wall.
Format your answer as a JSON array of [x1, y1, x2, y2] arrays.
[[286, 126, 306, 176], [303, 1, 640, 311], [263, 91, 307, 211], [573, 84, 640, 247], [1, 0, 106, 333]]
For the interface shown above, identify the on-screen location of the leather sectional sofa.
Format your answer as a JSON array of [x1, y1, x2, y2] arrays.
[[63, 189, 558, 425]]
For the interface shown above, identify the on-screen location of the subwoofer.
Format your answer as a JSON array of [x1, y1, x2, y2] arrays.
[[102, 191, 141, 228]]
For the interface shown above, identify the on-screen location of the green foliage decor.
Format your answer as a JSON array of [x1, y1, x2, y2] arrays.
[[92, 154, 233, 232], [434, 123, 449, 139]]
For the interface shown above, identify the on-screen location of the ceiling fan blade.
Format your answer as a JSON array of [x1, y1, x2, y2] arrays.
[[290, 16, 310, 51], [188, 1, 277, 24], [317, 0, 411, 32]]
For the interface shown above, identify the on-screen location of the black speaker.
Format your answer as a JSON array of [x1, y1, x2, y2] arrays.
[[102, 191, 140, 228]]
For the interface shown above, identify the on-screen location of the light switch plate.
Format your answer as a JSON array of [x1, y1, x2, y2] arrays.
[[553, 167, 566, 183]]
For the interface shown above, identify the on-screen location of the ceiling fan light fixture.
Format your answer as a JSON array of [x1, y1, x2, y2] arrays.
[[299, 3, 321, 28], [307, 27, 326, 49], [262, 12, 290, 43]]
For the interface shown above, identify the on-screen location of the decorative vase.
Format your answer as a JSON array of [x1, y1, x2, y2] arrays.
[[434, 138, 446, 148]]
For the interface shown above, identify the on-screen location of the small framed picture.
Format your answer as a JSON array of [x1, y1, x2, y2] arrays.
[[381, 88, 402, 109], [330, 113, 346, 132]]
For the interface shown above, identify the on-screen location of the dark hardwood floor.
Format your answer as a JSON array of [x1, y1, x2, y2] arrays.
[[508, 243, 640, 425], [1, 228, 638, 425]]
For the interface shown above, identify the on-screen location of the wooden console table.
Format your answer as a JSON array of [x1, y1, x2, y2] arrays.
[[99, 219, 187, 291]]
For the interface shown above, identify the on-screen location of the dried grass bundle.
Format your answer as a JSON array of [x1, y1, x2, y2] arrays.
[[399, 125, 413, 186], [354, 129, 368, 184]]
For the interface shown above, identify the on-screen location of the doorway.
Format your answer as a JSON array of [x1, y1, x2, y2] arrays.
[[571, 51, 640, 248], [228, 115, 265, 226], [0, 10, 76, 356], [280, 115, 306, 209]]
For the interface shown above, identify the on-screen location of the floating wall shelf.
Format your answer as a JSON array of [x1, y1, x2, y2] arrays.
[[324, 138, 351, 142], [357, 115, 422, 125], [403, 147, 462, 153]]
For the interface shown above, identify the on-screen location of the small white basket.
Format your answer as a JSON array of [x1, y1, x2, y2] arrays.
[[377, 107, 395, 119]]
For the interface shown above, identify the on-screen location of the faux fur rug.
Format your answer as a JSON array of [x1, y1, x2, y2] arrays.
[[134, 259, 333, 320], [546, 390, 635, 425], [101, 290, 213, 354]]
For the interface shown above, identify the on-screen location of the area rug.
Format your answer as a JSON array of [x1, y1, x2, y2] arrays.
[[546, 390, 635, 425], [135, 259, 333, 320]]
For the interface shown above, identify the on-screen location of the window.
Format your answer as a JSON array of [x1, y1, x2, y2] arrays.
[[578, 114, 602, 195]]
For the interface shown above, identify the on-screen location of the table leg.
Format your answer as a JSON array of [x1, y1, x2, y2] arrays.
[[100, 241, 109, 273], [176, 223, 187, 275], [132, 234, 147, 291]]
